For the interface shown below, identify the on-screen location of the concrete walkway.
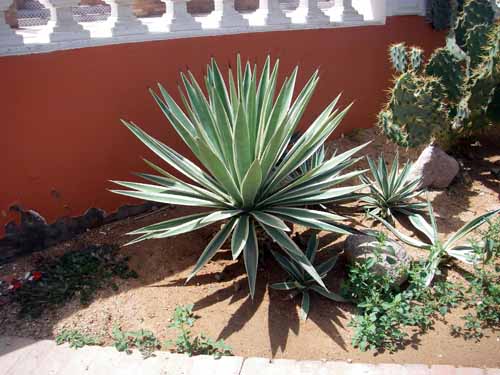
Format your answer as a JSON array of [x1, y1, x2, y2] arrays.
[[1, 336, 499, 375]]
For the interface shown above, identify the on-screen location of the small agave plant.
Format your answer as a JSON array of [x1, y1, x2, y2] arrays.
[[111, 56, 367, 297], [271, 233, 345, 320], [360, 153, 425, 222], [372, 195, 500, 286]]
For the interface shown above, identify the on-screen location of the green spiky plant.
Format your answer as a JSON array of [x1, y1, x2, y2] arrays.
[[111, 56, 368, 298], [379, 0, 499, 149], [359, 153, 426, 222], [372, 196, 500, 286], [271, 233, 346, 320]]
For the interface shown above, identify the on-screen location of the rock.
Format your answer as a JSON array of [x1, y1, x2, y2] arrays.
[[343, 234, 411, 286], [409, 145, 460, 189]]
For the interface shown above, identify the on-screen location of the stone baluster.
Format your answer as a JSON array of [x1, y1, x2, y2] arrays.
[[213, 0, 248, 28], [164, 0, 201, 32], [335, 0, 363, 22], [295, 0, 330, 25], [259, 0, 289, 26], [0, 0, 23, 46], [108, 0, 148, 36], [43, 0, 90, 42]]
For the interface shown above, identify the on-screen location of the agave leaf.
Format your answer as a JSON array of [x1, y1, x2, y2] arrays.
[[270, 281, 298, 290], [233, 102, 253, 183], [110, 189, 219, 207], [309, 285, 347, 302], [267, 207, 346, 222], [127, 212, 209, 235], [370, 213, 431, 249], [271, 250, 304, 281], [443, 209, 500, 250], [271, 212, 352, 235], [243, 220, 259, 298], [300, 291, 310, 320], [305, 233, 319, 262], [231, 214, 249, 260], [187, 218, 237, 282], [241, 159, 263, 207], [447, 245, 480, 264], [196, 138, 241, 202], [251, 211, 290, 232], [126, 210, 241, 245], [262, 224, 326, 289], [315, 255, 338, 278], [409, 214, 436, 244], [121, 121, 223, 196]]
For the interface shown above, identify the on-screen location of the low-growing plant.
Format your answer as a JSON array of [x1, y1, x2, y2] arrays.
[[344, 244, 464, 352], [165, 304, 232, 358], [451, 219, 500, 340], [8, 244, 137, 318], [55, 329, 102, 349], [359, 153, 425, 222], [111, 55, 367, 298], [372, 196, 499, 286], [112, 326, 160, 358], [270, 233, 346, 320]]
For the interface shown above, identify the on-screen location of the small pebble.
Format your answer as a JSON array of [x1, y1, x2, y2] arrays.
[[214, 273, 223, 282]]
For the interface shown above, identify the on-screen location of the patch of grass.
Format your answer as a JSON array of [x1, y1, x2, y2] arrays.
[[55, 329, 102, 349], [112, 326, 160, 359], [9, 244, 137, 318], [165, 304, 232, 359]]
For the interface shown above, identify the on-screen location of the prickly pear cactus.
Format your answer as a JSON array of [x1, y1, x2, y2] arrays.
[[379, 72, 449, 147], [390, 43, 408, 73], [464, 24, 492, 68], [428, 0, 452, 30], [454, 0, 494, 48], [379, 0, 499, 149], [426, 47, 466, 103], [410, 47, 424, 71], [459, 23, 500, 133]]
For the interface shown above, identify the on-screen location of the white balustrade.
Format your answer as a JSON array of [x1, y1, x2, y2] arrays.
[[214, 0, 248, 29], [0, 0, 432, 56], [108, 0, 148, 36], [335, 0, 363, 22], [288, 0, 330, 25], [258, 0, 290, 26], [40, 0, 90, 42], [0, 0, 23, 46], [164, 0, 201, 32]]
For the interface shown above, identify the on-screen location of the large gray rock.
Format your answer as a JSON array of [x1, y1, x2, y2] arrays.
[[344, 234, 411, 285], [409, 145, 459, 189]]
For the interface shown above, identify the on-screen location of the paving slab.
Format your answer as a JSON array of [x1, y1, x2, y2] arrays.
[[0, 336, 47, 375], [5, 339, 60, 375], [1, 336, 499, 375], [189, 354, 243, 375]]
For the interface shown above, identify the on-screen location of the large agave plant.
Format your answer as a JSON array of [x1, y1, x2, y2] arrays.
[[111, 56, 367, 297]]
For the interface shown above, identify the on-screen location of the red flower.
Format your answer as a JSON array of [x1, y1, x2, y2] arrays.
[[11, 279, 22, 290], [32, 271, 42, 281]]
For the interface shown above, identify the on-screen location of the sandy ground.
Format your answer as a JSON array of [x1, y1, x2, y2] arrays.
[[1, 128, 499, 367]]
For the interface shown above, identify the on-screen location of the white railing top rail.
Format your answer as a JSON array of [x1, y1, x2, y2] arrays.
[[0, 0, 430, 57]]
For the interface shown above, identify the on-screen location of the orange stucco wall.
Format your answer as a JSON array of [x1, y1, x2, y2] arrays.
[[0, 16, 444, 232]]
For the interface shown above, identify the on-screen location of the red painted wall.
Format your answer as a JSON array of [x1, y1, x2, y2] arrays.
[[0, 16, 444, 232]]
